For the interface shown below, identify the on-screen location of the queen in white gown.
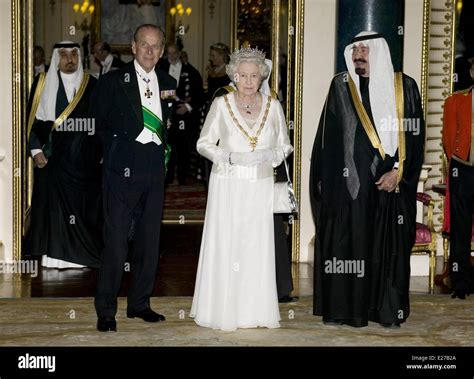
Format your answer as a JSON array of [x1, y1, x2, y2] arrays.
[[190, 47, 293, 331]]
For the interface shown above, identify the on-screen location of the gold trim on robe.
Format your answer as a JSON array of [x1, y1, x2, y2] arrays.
[[394, 72, 406, 186], [348, 73, 407, 191], [27, 72, 46, 138], [348, 76, 386, 160], [27, 73, 91, 137], [52, 73, 90, 132]]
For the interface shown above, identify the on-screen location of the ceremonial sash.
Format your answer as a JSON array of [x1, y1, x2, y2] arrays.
[[142, 105, 171, 168]]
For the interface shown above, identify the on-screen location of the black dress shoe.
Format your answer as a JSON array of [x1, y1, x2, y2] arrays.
[[380, 322, 401, 329], [278, 295, 299, 303], [97, 316, 117, 332], [127, 308, 166, 322], [451, 289, 469, 300]]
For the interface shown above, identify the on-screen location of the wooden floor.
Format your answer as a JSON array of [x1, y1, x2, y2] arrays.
[[24, 223, 459, 297], [29, 224, 203, 297]]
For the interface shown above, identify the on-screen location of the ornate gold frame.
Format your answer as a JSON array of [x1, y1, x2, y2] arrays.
[[420, 0, 431, 121], [231, 0, 304, 262], [449, 0, 457, 94], [11, 0, 30, 262], [265, 0, 306, 264], [292, 0, 304, 263]]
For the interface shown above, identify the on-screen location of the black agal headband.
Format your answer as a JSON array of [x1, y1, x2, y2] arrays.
[[53, 43, 80, 49], [351, 33, 384, 43]]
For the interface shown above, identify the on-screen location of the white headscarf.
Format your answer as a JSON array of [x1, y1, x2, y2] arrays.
[[259, 58, 273, 96], [35, 41, 83, 122], [344, 31, 398, 157]]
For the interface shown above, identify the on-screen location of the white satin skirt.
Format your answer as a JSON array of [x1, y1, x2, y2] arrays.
[[190, 164, 281, 331]]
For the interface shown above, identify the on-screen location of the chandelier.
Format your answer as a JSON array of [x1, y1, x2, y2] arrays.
[[73, 0, 95, 14], [169, 3, 192, 17], [239, 0, 264, 15]]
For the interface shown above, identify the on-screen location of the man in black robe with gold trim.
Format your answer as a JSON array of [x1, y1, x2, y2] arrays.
[[26, 41, 102, 268], [310, 32, 425, 328]]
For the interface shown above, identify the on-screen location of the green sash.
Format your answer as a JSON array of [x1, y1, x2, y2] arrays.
[[142, 106, 171, 169]]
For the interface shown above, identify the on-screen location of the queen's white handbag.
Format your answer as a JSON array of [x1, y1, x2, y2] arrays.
[[273, 153, 298, 214]]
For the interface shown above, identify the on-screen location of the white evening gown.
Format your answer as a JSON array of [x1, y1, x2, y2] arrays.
[[190, 93, 293, 331]]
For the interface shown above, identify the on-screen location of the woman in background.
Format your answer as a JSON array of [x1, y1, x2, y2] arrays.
[[205, 43, 231, 100]]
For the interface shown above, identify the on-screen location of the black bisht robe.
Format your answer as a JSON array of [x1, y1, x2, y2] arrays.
[[310, 73, 425, 327], [26, 73, 103, 267]]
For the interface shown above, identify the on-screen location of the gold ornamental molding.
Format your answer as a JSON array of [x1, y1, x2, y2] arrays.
[[271, 0, 281, 96], [229, 0, 304, 263], [291, 0, 304, 263], [448, 0, 456, 93], [12, 0, 34, 262], [11, 0, 26, 262], [422, 0, 457, 233], [421, 0, 431, 122]]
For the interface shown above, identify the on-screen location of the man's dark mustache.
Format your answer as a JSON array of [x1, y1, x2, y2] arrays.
[[354, 59, 367, 64]]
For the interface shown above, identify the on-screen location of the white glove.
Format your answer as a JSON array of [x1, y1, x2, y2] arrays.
[[213, 148, 231, 165], [230, 149, 276, 166]]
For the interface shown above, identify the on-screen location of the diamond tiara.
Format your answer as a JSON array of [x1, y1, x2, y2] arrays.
[[229, 46, 266, 61]]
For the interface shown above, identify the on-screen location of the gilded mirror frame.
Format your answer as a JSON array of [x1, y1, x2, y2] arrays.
[[230, 0, 304, 263]]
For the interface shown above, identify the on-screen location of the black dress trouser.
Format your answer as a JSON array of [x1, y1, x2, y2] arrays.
[[274, 215, 293, 299], [95, 140, 165, 317], [449, 158, 474, 291]]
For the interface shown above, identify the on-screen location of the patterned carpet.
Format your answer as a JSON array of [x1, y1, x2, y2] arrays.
[[0, 294, 472, 346], [163, 181, 207, 221]]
